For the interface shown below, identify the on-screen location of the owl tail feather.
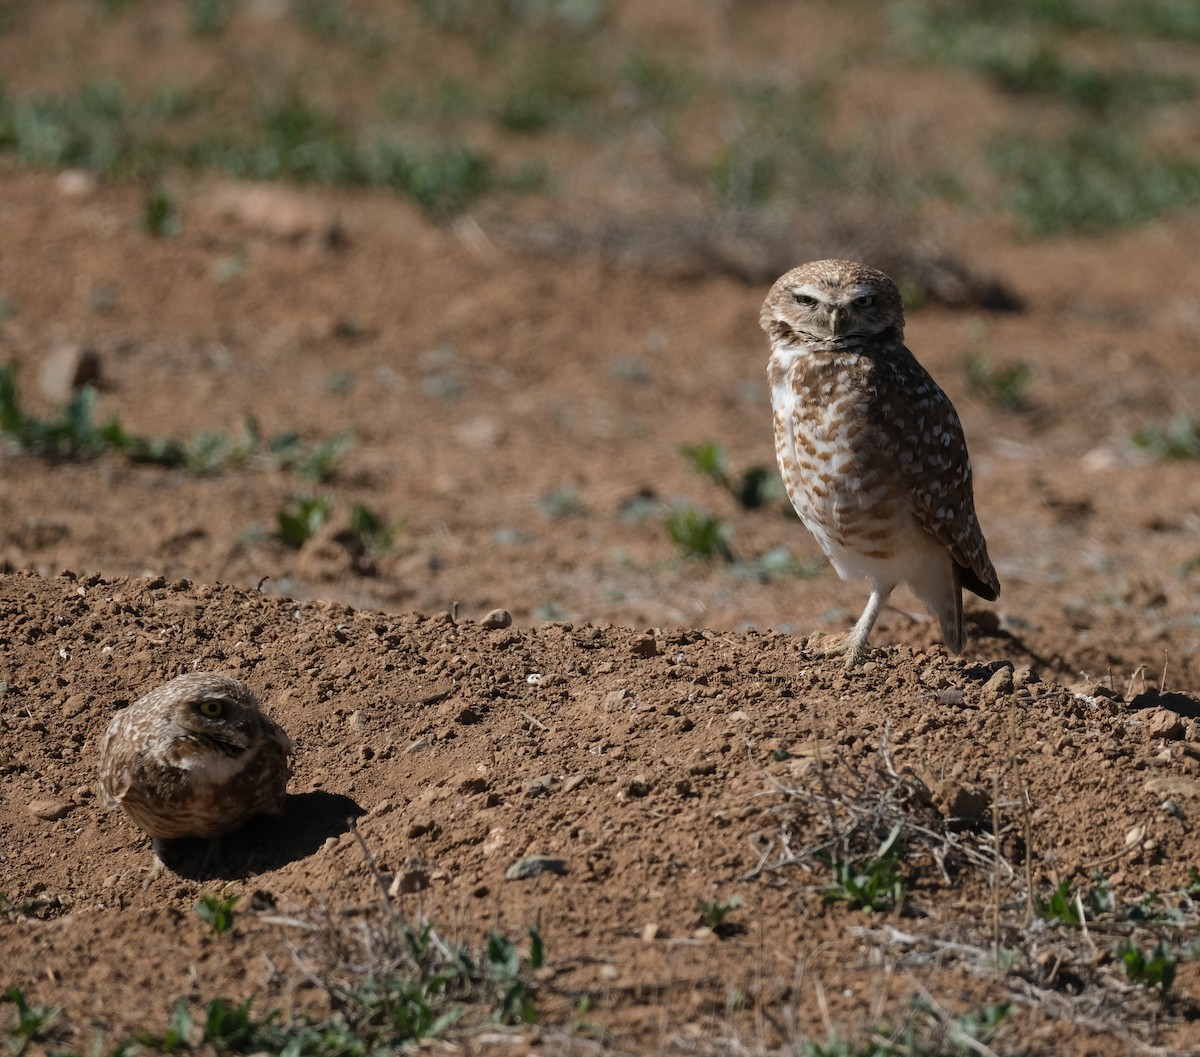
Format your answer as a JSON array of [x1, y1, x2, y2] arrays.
[[938, 580, 966, 655]]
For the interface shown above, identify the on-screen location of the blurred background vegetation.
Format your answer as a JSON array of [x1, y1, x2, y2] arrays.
[[0, 0, 1196, 246]]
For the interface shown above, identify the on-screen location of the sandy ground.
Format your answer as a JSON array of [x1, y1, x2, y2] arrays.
[[2, 3, 1200, 1054]]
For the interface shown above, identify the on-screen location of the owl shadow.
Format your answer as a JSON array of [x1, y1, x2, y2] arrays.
[[157, 790, 366, 881]]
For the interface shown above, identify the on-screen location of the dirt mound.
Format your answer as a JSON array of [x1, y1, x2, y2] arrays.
[[3, 571, 1200, 1053]]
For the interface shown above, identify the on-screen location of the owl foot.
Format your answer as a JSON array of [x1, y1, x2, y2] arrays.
[[803, 632, 872, 669]]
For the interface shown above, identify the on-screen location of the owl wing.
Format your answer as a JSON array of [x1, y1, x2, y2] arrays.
[[877, 351, 1000, 601], [97, 716, 135, 808]]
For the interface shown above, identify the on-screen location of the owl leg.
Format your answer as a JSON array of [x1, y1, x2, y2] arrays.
[[839, 582, 891, 668], [804, 583, 892, 667], [140, 838, 168, 890]]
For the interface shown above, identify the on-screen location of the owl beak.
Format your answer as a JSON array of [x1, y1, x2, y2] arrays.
[[828, 307, 843, 336]]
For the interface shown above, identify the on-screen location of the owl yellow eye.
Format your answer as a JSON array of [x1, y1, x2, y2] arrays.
[[197, 700, 225, 718], [854, 295, 874, 307], [794, 294, 818, 307]]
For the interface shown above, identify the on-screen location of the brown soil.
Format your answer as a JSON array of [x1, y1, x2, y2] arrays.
[[3, 5, 1200, 1055]]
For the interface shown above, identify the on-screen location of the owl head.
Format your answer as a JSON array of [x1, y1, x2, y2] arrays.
[[150, 673, 291, 768], [760, 259, 905, 348]]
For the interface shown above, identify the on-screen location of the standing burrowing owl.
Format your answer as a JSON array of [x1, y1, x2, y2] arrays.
[[98, 672, 293, 855], [760, 259, 999, 667]]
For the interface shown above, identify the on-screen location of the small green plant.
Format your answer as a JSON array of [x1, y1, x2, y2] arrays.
[[697, 896, 742, 931], [275, 495, 333, 548], [194, 889, 239, 934], [486, 927, 542, 1026], [1114, 937, 1177, 996], [1037, 878, 1084, 925], [681, 441, 784, 510], [142, 187, 180, 237], [964, 352, 1031, 411], [819, 825, 906, 914], [539, 485, 587, 519], [666, 504, 733, 562], [269, 430, 352, 482], [1131, 414, 1200, 460], [349, 501, 401, 552], [2, 987, 62, 1056]]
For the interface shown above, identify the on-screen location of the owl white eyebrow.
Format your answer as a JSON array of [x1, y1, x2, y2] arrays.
[[794, 283, 829, 301]]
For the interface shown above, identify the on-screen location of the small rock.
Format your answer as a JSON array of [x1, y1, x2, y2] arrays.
[[38, 343, 102, 404], [459, 777, 490, 794], [523, 774, 557, 798], [1161, 800, 1186, 820], [562, 774, 587, 794], [603, 689, 631, 712], [61, 693, 89, 719], [1146, 708, 1185, 741], [642, 922, 663, 942], [405, 735, 432, 754], [1012, 665, 1038, 690], [630, 632, 659, 658], [626, 774, 652, 798], [1125, 824, 1146, 848], [1143, 775, 1200, 800], [56, 170, 96, 197], [28, 799, 73, 821], [981, 666, 1014, 698], [505, 856, 567, 880], [481, 608, 513, 630], [209, 183, 340, 241]]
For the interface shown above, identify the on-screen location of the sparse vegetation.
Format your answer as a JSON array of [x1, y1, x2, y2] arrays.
[[194, 889, 239, 934], [964, 352, 1032, 411], [275, 494, 333, 549], [0, 363, 352, 478], [1114, 937, 1177, 997], [1131, 413, 1200, 460], [819, 824, 907, 914], [804, 998, 1010, 1057], [142, 186, 180, 238], [682, 440, 786, 511], [2, 987, 62, 1057], [697, 896, 741, 931], [349, 501, 402, 553], [990, 126, 1200, 236], [666, 504, 733, 562]]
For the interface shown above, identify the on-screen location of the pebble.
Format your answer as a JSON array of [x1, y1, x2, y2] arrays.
[[481, 609, 513, 630], [38, 343, 102, 404], [1146, 708, 1185, 741], [505, 856, 567, 880], [630, 632, 659, 658], [523, 774, 557, 798], [28, 799, 73, 821], [981, 666, 1014, 698], [626, 774, 652, 798]]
